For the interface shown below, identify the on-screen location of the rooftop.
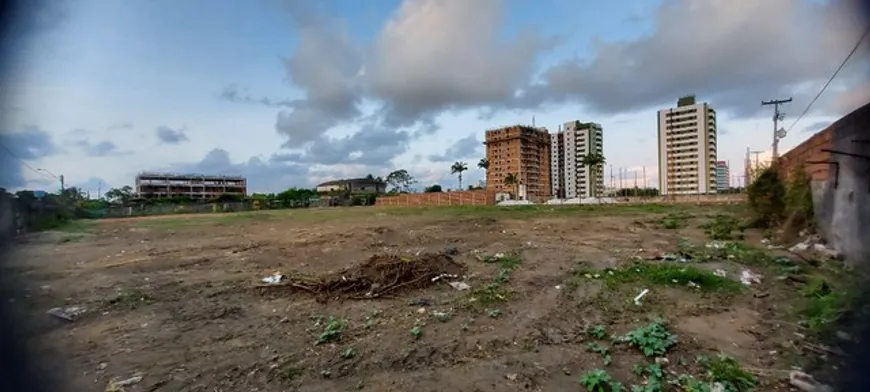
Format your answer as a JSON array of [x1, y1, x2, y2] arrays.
[[136, 172, 246, 180]]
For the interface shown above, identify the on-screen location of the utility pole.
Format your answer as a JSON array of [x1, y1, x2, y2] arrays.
[[761, 97, 792, 161], [642, 166, 646, 188]]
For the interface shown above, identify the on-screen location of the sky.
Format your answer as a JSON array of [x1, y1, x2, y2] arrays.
[[0, 0, 868, 195]]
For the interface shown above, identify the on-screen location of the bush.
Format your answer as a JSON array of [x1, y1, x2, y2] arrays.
[[746, 166, 785, 228], [785, 164, 814, 227]]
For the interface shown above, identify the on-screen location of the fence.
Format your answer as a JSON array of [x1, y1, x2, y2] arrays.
[[375, 190, 496, 207]]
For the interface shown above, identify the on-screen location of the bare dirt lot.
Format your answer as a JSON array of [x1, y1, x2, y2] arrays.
[[5, 204, 839, 391]]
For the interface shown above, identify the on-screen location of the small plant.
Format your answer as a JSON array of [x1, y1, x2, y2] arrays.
[[678, 374, 711, 392], [316, 317, 346, 345], [273, 362, 303, 384], [619, 321, 677, 357], [411, 326, 422, 339], [589, 325, 607, 339], [486, 308, 502, 318], [341, 348, 356, 359], [580, 369, 612, 392], [470, 253, 523, 305], [586, 342, 612, 365]]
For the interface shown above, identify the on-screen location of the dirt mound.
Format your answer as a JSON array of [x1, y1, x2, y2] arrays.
[[280, 252, 466, 300]]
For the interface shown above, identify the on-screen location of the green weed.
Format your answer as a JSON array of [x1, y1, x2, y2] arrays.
[[701, 214, 744, 240], [104, 288, 153, 310], [618, 321, 677, 357], [316, 317, 346, 344], [699, 354, 756, 392], [580, 369, 614, 392], [470, 253, 522, 305]]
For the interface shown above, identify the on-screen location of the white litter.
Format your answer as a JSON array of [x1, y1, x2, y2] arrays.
[[714, 269, 727, 278], [261, 273, 284, 284], [789, 241, 810, 252], [740, 270, 762, 286], [633, 289, 650, 306], [448, 282, 471, 291]]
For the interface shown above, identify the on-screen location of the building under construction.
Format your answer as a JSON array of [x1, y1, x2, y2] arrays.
[[484, 125, 551, 199], [135, 172, 247, 200]]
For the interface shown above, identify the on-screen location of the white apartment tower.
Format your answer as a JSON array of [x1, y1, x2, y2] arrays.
[[550, 121, 604, 199], [657, 95, 718, 195]]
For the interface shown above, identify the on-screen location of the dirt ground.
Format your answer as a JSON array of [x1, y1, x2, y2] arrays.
[[4, 205, 827, 391]]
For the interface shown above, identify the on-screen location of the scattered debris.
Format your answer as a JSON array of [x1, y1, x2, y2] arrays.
[[790, 241, 810, 252], [416, 307, 426, 314], [633, 288, 650, 306], [714, 269, 727, 278], [448, 281, 471, 291], [105, 373, 143, 392], [431, 273, 459, 282], [739, 270, 762, 286], [261, 273, 284, 284], [47, 305, 87, 322], [409, 298, 432, 307]]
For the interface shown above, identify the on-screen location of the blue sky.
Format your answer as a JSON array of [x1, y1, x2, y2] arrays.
[[2, 0, 867, 194]]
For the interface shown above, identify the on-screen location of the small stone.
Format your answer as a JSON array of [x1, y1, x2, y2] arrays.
[[836, 331, 852, 341], [562, 368, 571, 375], [417, 307, 426, 314], [505, 373, 518, 381], [655, 357, 669, 366]]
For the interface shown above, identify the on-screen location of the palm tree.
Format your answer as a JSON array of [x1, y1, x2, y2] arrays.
[[477, 158, 489, 188], [580, 153, 606, 199], [450, 161, 469, 190], [504, 172, 518, 200]]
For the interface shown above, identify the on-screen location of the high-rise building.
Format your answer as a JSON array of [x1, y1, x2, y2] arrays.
[[657, 95, 718, 195], [484, 125, 551, 199], [716, 161, 730, 190], [550, 121, 605, 199]]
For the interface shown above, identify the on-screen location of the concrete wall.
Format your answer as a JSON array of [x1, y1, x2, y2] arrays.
[[778, 102, 869, 264], [621, 193, 746, 204], [375, 190, 496, 207], [0, 192, 16, 243]]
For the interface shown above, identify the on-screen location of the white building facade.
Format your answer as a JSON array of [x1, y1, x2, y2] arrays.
[[657, 96, 718, 195], [550, 121, 604, 199]]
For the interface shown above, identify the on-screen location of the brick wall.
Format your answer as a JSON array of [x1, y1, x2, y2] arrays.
[[778, 126, 834, 181], [375, 190, 496, 207]]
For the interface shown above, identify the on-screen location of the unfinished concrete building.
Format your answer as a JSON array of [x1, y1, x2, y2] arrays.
[[135, 172, 247, 200], [484, 125, 551, 200]]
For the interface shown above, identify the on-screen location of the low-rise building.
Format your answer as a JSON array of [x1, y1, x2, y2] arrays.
[[135, 172, 246, 200], [316, 178, 386, 195]]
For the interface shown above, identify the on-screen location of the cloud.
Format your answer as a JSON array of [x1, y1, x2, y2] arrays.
[[107, 122, 134, 131], [0, 127, 61, 188], [802, 120, 832, 134], [72, 139, 128, 156], [271, 123, 411, 167], [155, 125, 189, 144], [519, 0, 867, 118], [228, 0, 552, 148], [427, 133, 482, 162], [365, 0, 554, 127], [218, 84, 294, 107]]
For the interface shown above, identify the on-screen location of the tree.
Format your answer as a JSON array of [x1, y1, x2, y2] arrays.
[[580, 153, 606, 199], [105, 185, 134, 204], [504, 172, 518, 200], [451, 161, 468, 190], [365, 174, 375, 180], [60, 187, 86, 203], [385, 169, 416, 193], [477, 158, 489, 171], [424, 184, 443, 193]]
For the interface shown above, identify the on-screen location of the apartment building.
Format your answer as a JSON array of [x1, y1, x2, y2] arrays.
[[657, 95, 718, 195], [715, 161, 730, 191], [484, 125, 551, 199], [550, 121, 605, 198], [135, 172, 247, 200]]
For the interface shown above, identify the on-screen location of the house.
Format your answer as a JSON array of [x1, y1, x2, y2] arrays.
[[316, 178, 387, 196]]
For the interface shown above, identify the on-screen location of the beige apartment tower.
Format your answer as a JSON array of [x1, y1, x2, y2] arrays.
[[484, 125, 551, 200], [657, 95, 718, 195]]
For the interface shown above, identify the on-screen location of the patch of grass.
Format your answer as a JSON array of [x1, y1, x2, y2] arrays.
[[469, 253, 523, 305], [581, 263, 742, 293], [700, 214, 745, 240], [104, 288, 154, 310], [54, 219, 96, 233], [586, 342, 612, 365], [699, 354, 756, 392], [589, 325, 607, 339], [798, 275, 862, 336], [650, 212, 693, 230], [618, 321, 677, 357]]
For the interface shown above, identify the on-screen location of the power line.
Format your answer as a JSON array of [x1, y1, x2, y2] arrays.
[[786, 23, 870, 133], [0, 140, 53, 179]]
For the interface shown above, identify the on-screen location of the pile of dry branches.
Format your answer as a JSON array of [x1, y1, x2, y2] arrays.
[[270, 252, 466, 300]]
